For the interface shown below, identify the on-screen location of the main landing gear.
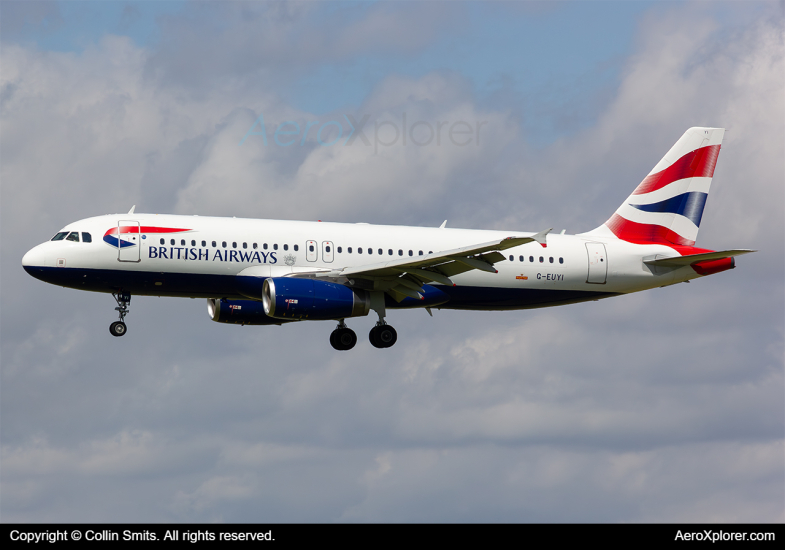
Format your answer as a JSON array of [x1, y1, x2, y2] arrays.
[[330, 320, 358, 351], [368, 298, 397, 349], [369, 323, 397, 349], [328, 292, 397, 350], [109, 292, 130, 337]]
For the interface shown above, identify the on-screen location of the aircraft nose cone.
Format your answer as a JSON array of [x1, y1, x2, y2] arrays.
[[22, 245, 46, 269]]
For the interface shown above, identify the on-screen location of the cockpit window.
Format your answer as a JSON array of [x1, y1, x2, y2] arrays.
[[82, 232, 92, 243], [66, 232, 80, 242], [51, 232, 69, 241]]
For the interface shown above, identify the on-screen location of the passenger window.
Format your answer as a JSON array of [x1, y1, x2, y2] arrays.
[[66, 232, 80, 242], [367, 248, 371, 254], [171, 239, 175, 245], [191, 240, 196, 246], [273, 244, 278, 250], [82, 232, 92, 243], [222, 242, 227, 248], [51, 232, 69, 241], [358, 247, 363, 254], [263, 243, 268, 250], [549, 257, 554, 263], [253, 243, 257, 249], [559, 257, 564, 264], [202, 241, 206, 247], [294, 244, 299, 251], [409, 250, 413, 256], [378, 249, 382, 255], [419, 251, 423, 256], [160, 238, 165, 245], [348, 247, 352, 253], [212, 241, 217, 247], [284, 244, 288, 251], [243, 242, 247, 249], [539, 256, 544, 263], [232, 242, 237, 249], [388, 249, 393, 255], [397, 249, 402, 256], [509, 255, 514, 261], [519, 255, 523, 262], [337, 247, 342, 253], [529, 256, 534, 262], [181, 239, 186, 246]]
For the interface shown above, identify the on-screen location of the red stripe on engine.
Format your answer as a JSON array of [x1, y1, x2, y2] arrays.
[[633, 144, 720, 195], [605, 213, 695, 246]]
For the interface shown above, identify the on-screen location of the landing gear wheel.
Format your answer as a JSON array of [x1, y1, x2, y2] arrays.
[[109, 321, 127, 337], [330, 327, 357, 351], [369, 325, 397, 348]]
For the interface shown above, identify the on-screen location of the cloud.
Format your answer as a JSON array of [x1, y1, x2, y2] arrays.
[[147, 1, 464, 89]]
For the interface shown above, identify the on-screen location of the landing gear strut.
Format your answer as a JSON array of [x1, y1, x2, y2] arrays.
[[330, 320, 357, 351], [110, 292, 130, 337], [367, 291, 397, 348]]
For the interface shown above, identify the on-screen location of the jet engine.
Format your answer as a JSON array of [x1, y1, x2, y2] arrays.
[[207, 298, 294, 325], [259, 278, 370, 320]]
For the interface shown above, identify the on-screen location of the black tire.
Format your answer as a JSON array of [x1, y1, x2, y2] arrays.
[[337, 328, 357, 350], [369, 326, 384, 348], [377, 325, 397, 348], [109, 321, 127, 337], [330, 328, 357, 351]]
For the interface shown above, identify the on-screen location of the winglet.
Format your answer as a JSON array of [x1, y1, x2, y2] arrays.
[[532, 228, 552, 248], [128, 205, 136, 214]]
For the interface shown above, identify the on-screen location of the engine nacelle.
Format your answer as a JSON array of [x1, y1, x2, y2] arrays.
[[261, 278, 370, 320], [207, 298, 294, 325]]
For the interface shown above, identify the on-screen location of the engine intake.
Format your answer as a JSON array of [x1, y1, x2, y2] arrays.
[[261, 278, 369, 320]]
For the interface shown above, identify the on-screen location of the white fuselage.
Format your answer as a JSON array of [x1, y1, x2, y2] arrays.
[[22, 213, 701, 307]]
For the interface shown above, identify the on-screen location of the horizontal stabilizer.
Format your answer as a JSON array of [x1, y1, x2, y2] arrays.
[[644, 249, 755, 267]]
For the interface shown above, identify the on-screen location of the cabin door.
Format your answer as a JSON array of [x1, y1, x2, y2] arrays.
[[118, 221, 141, 262], [585, 242, 607, 284]]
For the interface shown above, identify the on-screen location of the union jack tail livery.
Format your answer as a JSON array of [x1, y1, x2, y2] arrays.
[[592, 127, 724, 247]]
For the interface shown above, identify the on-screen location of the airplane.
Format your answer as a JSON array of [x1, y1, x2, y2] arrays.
[[22, 127, 753, 350]]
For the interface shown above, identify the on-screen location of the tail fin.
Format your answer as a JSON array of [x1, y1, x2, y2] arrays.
[[588, 127, 725, 246]]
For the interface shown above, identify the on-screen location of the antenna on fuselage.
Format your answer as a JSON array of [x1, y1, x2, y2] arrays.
[[128, 205, 136, 214], [439, 220, 447, 229]]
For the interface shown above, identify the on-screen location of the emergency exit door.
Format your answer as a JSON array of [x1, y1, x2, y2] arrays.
[[306, 240, 318, 262]]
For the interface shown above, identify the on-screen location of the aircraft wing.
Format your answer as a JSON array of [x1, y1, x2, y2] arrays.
[[644, 249, 755, 267], [292, 229, 551, 301]]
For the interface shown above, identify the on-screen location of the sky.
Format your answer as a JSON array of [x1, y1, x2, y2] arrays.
[[1, 0, 783, 522]]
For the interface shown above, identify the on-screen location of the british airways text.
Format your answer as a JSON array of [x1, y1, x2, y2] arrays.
[[148, 247, 278, 264]]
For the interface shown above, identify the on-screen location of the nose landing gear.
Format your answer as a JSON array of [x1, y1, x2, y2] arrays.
[[330, 320, 357, 351], [110, 292, 131, 337]]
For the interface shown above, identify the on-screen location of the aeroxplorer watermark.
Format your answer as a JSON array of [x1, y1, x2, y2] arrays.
[[239, 113, 488, 153]]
